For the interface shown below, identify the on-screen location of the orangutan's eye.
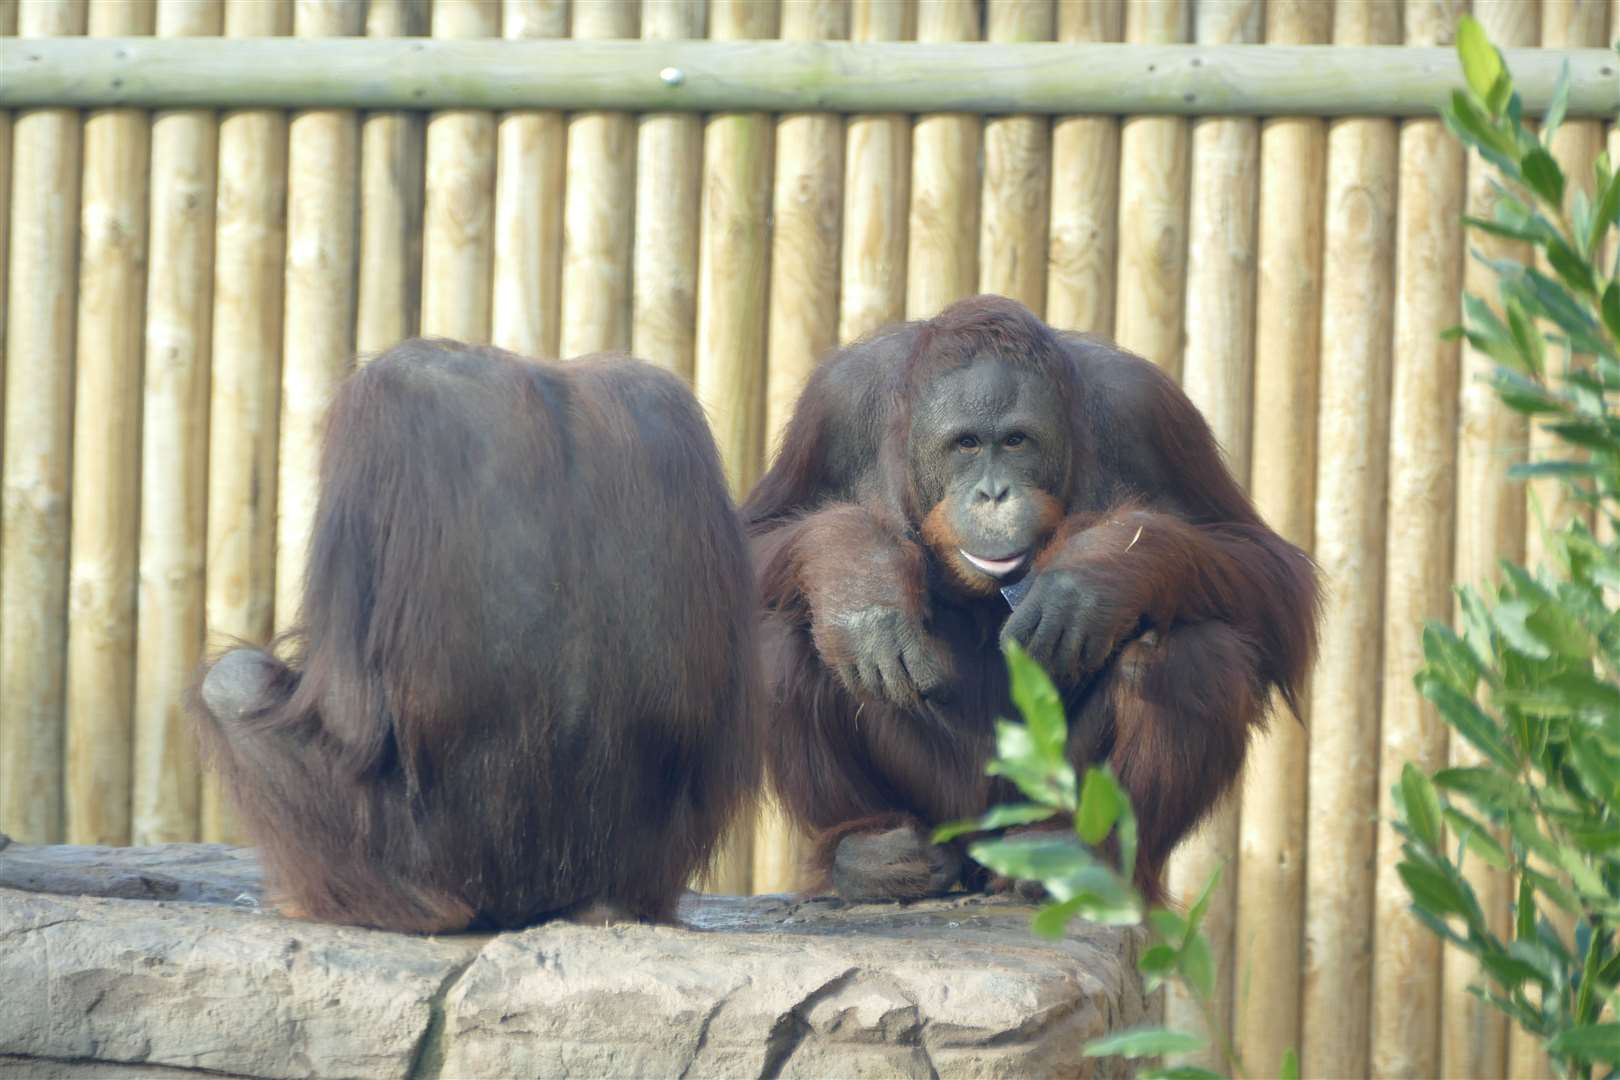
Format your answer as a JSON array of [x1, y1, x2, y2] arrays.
[[956, 434, 981, 453]]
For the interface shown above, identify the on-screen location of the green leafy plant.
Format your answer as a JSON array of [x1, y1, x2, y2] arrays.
[[1391, 15, 1620, 1079], [934, 642, 1297, 1080]]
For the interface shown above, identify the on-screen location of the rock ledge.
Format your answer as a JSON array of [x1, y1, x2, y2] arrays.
[[0, 841, 1152, 1079]]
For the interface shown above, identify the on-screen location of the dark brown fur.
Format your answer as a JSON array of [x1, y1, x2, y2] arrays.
[[744, 296, 1320, 904], [190, 339, 761, 933]]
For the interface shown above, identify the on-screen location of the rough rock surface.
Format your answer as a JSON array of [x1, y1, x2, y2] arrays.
[[0, 840, 1154, 1079]]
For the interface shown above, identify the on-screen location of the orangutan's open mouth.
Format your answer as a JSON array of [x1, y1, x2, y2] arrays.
[[959, 549, 1028, 578]]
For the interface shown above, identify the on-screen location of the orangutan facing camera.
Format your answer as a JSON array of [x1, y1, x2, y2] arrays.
[[745, 295, 1320, 903]]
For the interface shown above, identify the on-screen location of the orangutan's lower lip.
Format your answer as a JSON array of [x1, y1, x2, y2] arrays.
[[960, 550, 1028, 578]]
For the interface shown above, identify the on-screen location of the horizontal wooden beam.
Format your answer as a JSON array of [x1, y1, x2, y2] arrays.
[[2, 39, 1616, 117]]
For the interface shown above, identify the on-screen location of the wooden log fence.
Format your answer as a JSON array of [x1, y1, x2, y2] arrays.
[[0, 0, 1615, 1074]]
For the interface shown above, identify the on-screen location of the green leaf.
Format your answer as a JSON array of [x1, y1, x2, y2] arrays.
[[1602, 281, 1620, 344], [1546, 1023, 1620, 1063], [1456, 15, 1506, 106], [1446, 93, 1522, 178], [1180, 931, 1215, 1000], [1517, 872, 1536, 941], [1508, 460, 1604, 480], [1401, 763, 1445, 851], [1590, 171, 1620, 261], [1149, 908, 1189, 946], [1442, 807, 1510, 870], [1004, 639, 1068, 765], [1485, 71, 1514, 120], [932, 802, 1057, 844], [968, 833, 1091, 886], [1522, 148, 1566, 209], [1281, 1047, 1300, 1080], [1422, 622, 1489, 694], [986, 719, 1078, 810], [1417, 676, 1518, 771], [1505, 299, 1551, 374], [1082, 1026, 1208, 1060], [1494, 601, 1554, 660], [1032, 896, 1088, 939], [1398, 859, 1477, 919], [1433, 765, 1529, 813], [1545, 236, 1597, 296], [1077, 768, 1124, 846], [1543, 59, 1571, 139], [1139, 942, 1178, 977], [1185, 863, 1224, 942], [1140, 1067, 1226, 1080], [1047, 864, 1144, 924]]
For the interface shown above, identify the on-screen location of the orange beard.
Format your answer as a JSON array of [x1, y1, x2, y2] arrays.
[[919, 492, 1062, 599]]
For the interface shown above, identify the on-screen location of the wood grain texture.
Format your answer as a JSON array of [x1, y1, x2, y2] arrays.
[[355, 0, 426, 355], [1300, 4, 1400, 1076], [131, 0, 223, 846], [755, 0, 848, 894], [905, 0, 979, 320], [838, 0, 912, 342], [200, 0, 292, 844], [272, 0, 361, 639], [1112, 0, 1189, 376], [1166, 2, 1260, 1068], [63, 0, 154, 847], [978, 0, 1053, 312], [1232, 3, 1329, 1068], [1507, 5, 1608, 1077], [489, 0, 565, 359], [10, 38, 1616, 116], [693, 0, 777, 897], [628, 0, 705, 376], [419, 0, 498, 341], [1443, 4, 1540, 1076], [1369, 7, 1467, 1077], [0, 0, 87, 844], [558, 0, 637, 356], [1046, 0, 1121, 334], [0, 0, 14, 829]]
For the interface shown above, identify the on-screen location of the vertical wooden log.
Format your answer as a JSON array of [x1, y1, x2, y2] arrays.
[[1523, 0, 1607, 570], [1370, 4, 1467, 1075], [1233, 4, 1329, 1068], [558, 0, 636, 357], [755, 0, 847, 894], [1301, 5, 1400, 1077], [692, 0, 777, 897], [838, 0, 913, 342], [1167, 1, 1260, 1067], [200, 0, 291, 843], [1112, 0, 1189, 376], [628, 0, 704, 376], [979, 0, 1053, 312], [63, 0, 153, 847], [355, 0, 427, 356], [0, 0, 15, 654], [0, 0, 86, 844], [1510, 10, 1607, 1078], [1444, 4, 1540, 1075], [491, 0, 566, 359], [0, 0, 14, 454], [273, 0, 361, 635], [131, 0, 222, 845], [418, 0, 497, 341], [1045, 0, 1121, 333], [905, 0, 978, 320]]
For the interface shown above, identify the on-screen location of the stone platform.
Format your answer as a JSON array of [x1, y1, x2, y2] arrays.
[[0, 838, 1152, 1079]]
